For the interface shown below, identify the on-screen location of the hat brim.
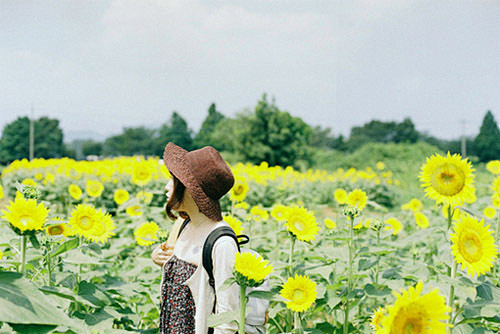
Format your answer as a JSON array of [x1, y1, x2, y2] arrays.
[[163, 143, 222, 221]]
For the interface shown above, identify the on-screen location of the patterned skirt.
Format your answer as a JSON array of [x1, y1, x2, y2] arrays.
[[160, 255, 198, 334]]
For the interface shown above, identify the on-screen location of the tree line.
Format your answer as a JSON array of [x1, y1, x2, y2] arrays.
[[1, 94, 499, 167]]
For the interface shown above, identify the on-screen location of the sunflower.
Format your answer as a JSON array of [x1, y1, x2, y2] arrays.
[[68, 184, 82, 200], [483, 206, 496, 219], [113, 189, 129, 205], [334, 188, 348, 205], [136, 190, 153, 204], [22, 178, 37, 186], [1, 197, 49, 233], [250, 206, 269, 221], [346, 189, 368, 211], [324, 218, 336, 229], [419, 152, 476, 207], [493, 176, 500, 195], [370, 306, 386, 331], [86, 180, 104, 198], [284, 206, 319, 242], [401, 198, 423, 213], [486, 160, 500, 175], [492, 193, 500, 208], [280, 274, 317, 312], [68, 204, 98, 238], [87, 209, 116, 243], [230, 177, 249, 202], [271, 204, 289, 221], [234, 251, 273, 287], [414, 212, 429, 229], [378, 281, 449, 334], [224, 215, 243, 235], [0, 184, 4, 200], [132, 162, 153, 186], [450, 216, 498, 277], [376, 161, 386, 171], [134, 221, 159, 246], [384, 218, 402, 236], [126, 205, 143, 217], [235, 201, 249, 210], [46, 222, 69, 237]]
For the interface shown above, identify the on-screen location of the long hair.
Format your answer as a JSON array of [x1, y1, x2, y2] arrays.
[[165, 174, 188, 220]]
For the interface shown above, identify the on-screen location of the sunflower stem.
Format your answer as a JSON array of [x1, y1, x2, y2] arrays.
[[20, 235, 27, 275], [289, 235, 295, 278], [239, 284, 246, 334], [494, 214, 500, 280], [446, 205, 453, 278], [344, 215, 355, 334], [375, 229, 381, 286], [294, 311, 303, 334], [447, 260, 457, 333], [46, 249, 53, 286]]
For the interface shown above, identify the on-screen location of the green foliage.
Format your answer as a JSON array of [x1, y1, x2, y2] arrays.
[[82, 140, 103, 157], [193, 103, 225, 149], [346, 118, 419, 151], [102, 127, 156, 156], [0, 116, 64, 164], [474, 110, 500, 162], [156, 112, 193, 154], [239, 94, 313, 168]]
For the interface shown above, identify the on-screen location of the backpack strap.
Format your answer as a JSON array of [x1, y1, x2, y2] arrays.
[[176, 218, 191, 239], [203, 226, 249, 334]]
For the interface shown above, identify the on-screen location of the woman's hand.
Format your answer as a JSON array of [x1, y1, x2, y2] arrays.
[[152, 242, 174, 267]]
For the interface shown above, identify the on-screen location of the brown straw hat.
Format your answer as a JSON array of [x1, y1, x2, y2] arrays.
[[163, 142, 234, 221]]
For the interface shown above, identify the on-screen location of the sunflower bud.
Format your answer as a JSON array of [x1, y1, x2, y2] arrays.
[[343, 206, 360, 220], [370, 219, 385, 231], [22, 185, 41, 200]]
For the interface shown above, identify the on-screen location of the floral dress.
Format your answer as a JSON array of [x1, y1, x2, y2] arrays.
[[160, 255, 198, 334]]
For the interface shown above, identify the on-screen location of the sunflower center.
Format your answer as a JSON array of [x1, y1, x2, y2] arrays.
[[48, 226, 62, 235], [234, 185, 244, 195], [293, 219, 305, 232], [79, 216, 93, 230], [292, 289, 306, 303], [391, 307, 424, 334], [19, 215, 33, 227], [431, 163, 466, 196], [458, 230, 483, 263]]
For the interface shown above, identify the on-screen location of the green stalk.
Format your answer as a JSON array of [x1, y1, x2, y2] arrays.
[[239, 284, 246, 334], [446, 205, 453, 277], [344, 216, 354, 334], [375, 229, 381, 286], [493, 214, 500, 280], [21, 235, 27, 275], [447, 260, 457, 333], [46, 250, 53, 286], [294, 312, 303, 334], [289, 235, 296, 278]]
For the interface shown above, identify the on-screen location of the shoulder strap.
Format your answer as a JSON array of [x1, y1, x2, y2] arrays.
[[203, 226, 241, 290], [204, 227, 249, 334], [176, 218, 191, 239]]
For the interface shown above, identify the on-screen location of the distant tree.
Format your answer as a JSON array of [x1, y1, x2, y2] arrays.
[[103, 126, 156, 156], [309, 126, 337, 149], [347, 118, 418, 151], [156, 112, 193, 154], [210, 112, 251, 153], [82, 140, 103, 157], [0, 116, 64, 164], [193, 103, 225, 149], [239, 94, 313, 167], [474, 111, 500, 162]]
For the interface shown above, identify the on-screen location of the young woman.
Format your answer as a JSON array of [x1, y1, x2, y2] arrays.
[[151, 142, 240, 334]]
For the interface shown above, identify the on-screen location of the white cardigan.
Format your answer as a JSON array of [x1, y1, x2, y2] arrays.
[[159, 218, 240, 334]]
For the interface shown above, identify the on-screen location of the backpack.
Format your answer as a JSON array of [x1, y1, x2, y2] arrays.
[[178, 218, 270, 334]]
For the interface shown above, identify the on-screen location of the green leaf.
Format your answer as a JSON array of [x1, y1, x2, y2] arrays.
[[0, 271, 86, 331], [28, 234, 40, 249], [364, 283, 392, 296], [50, 238, 79, 257], [207, 310, 239, 327], [247, 290, 276, 301]]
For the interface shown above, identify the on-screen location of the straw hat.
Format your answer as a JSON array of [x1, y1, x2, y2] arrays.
[[163, 142, 234, 221]]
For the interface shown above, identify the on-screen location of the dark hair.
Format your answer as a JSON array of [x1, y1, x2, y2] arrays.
[[165, 174, 188, 220]]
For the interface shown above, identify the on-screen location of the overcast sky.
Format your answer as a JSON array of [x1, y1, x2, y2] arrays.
[[1, 0, 499, 142]]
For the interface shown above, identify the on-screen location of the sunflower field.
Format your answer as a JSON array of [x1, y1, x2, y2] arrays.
[[0, 153, 500, 334]]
